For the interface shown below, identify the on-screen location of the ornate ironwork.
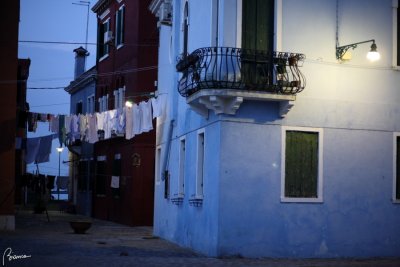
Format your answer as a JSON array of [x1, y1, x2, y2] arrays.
[[176, 47, 306, 97]]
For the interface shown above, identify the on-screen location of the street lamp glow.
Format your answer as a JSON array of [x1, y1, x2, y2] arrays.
[[56, 147, 64, 153], [125, 100, 133, 108]]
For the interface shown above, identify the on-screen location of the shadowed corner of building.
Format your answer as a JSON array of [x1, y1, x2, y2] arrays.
[[0, 119, 16, 154]]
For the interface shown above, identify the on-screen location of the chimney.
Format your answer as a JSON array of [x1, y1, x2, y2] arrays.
[[73, 46, 89, 79]]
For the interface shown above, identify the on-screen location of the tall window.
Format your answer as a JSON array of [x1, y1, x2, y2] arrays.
[[97, 19, 110, 59], [182, 2, 189, 56], [87, 95, 95, 114], [394, 134, 400, 202], [281, 127, 323, 203], [242, 0, 274, 52], [95, 156, 107, 195], [98, 94, 109, 112], [115, 5, 125, 47], [196, 130, 205, 197], [76, 101, 83, 114], [113, 87, 125, 109], [178, 137, 186, 197]]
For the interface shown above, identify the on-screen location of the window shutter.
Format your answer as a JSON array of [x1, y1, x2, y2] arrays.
[[285, 131, 318, 198]]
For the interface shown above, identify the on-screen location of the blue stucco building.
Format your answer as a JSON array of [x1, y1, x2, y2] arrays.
[[150, 0, 400, 258], [65, 47, 96, 216]]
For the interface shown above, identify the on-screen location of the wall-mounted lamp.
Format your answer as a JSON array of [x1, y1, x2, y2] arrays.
[[336, 39, 380, 62]]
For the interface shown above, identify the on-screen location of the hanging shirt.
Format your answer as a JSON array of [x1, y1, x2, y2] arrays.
[[151, 95, 166, 119], [116, 108, 125, 135], [125, 106, 134, 140], [49, 115, 59, 133], [104, 109, 117, 139], [58, 115, 65, 147], [140, 100, 153, 133], [96, 112, 105, 131], [87, 114, 98, 144], [132, 103, 142, 135], [69, 114, 79, 142], [79, 114, 88, 141]]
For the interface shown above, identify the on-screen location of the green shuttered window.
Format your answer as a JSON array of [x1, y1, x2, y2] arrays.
[[282, 127, 323, 203], [285, 131, 318, 198]]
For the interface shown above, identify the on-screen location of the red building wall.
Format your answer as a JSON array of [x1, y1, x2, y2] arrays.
[[92, 0, 158, 226], [0, 0, 20, 230]]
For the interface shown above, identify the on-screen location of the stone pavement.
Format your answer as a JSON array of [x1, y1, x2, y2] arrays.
[[0, 207, 399, 267]]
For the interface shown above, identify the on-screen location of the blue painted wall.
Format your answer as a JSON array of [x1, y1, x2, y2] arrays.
[[153, 0, 400, 258]]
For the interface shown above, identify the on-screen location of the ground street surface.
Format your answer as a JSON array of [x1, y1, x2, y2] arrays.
[[0, 207, 399, 267]]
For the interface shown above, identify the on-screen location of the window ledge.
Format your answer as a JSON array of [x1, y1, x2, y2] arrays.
[[392, 199, 400, 204], [99, 54, 109, 62], [116, 44, 124, 50], [171, 194, 184, 205], [189, 195, 203, 207], [281, 197, 323, 203]]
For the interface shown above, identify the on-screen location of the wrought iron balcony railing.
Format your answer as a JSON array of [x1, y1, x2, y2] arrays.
[[176, 47, 306, 97]]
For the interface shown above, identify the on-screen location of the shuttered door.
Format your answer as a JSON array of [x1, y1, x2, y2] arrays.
[[285, 131, 318, 198], [241, 0, 274, 88]]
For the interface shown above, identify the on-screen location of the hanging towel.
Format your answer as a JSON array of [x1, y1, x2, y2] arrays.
[[132, 103, 142, 135], [125, 106, 134, 140], [25, 137, 41, 164], [35, 134, 53, 163]]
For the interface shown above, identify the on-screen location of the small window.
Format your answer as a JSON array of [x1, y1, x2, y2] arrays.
[[95, 157, 107, 195], [178, 137, 186, 196], [393, 133, 400, 202], [281, 127, 323, 203], [111, 154, 121, 197], [76, 101, 83, 115], [196, 130, 205, 197], [115, 5, 125, 47]]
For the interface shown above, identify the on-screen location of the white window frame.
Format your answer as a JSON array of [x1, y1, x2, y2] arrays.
[[87, 94, 95, 114], [195, 129, 205, 198], [393, 132, 400, 203], [281, 126, 324, 203], [155, 146, 162, 185], [178, 136, 186, 197], [113, 87, 125, 109], [393, 0, 399, 69], [99, 18, 110, 62], [115, 4, 125, 49], [98, 94, 109, 112], [235, 0, 282, 50]]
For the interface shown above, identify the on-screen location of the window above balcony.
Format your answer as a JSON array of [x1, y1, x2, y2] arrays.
[[176, 47, 306, 117]]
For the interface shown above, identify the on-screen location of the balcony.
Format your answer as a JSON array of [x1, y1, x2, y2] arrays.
[[176, 47, 306, 117]]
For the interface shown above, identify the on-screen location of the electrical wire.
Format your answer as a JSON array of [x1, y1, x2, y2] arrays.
[[28, 87, 66, 90], [19, 40, 158, 47]]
